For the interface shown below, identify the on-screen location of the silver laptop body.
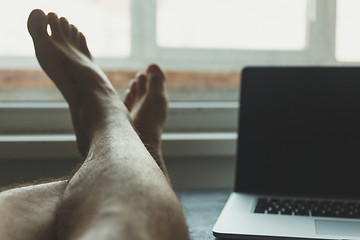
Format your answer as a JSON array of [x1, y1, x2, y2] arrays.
[[213, 67, 360, 240]]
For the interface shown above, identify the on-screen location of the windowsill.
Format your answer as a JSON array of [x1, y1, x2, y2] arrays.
[[0, 101, 239, 134], [0, 132, 237, 160]]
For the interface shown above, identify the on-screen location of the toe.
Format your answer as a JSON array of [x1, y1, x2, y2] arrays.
[[27, 9, 49, 40], [136, 73, 147, 97], [124, 80, 137, 111], [79, 32, 92, 58], [146, 64, 165, 93], [59, 17, 71, 39], [70, 24, 80, 47], [47, 12, 64, 41]]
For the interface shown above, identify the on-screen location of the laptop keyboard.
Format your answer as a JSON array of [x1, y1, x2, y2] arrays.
[[255, 198, 360, 218]]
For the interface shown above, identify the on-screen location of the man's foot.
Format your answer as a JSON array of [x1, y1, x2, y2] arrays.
[[27, 9, 125, 156], [28, 9, 169, 176], [124, 65, 169, 177]]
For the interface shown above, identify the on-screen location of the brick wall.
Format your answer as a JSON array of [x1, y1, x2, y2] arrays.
[[0, 70, 241, 101]]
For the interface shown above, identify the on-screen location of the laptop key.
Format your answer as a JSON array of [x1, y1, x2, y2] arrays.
[[280, 208, 292, 215], [267, 207, 279, 214], [294, 209, 310, 216], [312, 209, 332, 217], [254, 205, 267, 213], [254, 198, 268, 213]]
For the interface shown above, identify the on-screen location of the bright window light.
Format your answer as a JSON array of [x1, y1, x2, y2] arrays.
[[157, 0, 307, 50], [0, 0, 130, 58], [336, 0, 360, 62]]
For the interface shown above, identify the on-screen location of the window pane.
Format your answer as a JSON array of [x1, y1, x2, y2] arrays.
[[0, 0, 130, 57], [157, 0, 307, 50], [336, 0, 360, 62]]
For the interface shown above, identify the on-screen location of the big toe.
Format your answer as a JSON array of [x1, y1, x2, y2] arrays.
[[28, 9, 48, 40], [146, 64, 165, 93]]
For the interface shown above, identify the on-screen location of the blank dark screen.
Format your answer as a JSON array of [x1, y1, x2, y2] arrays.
[[235, 67, 360, 198]]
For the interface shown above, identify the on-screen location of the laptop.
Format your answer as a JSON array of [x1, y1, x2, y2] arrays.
[[213, 67, 360, 240]]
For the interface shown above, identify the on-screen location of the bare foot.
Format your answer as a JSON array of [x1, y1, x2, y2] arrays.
[[28, 9, 169, 177], [124, 64, 169, 178], [27, 9, 125, 156]]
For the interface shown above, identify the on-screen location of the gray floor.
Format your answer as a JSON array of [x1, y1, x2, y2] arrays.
[[179, 189, 231, 240]]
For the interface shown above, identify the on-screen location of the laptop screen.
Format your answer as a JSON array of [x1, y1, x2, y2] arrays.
[[235, 67, 360, 198]]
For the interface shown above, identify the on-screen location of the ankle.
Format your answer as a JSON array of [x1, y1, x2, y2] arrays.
[[78, 102, 131, 139]]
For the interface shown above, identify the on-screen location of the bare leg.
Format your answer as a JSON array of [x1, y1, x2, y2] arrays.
[[27, 9, 188, 240], [0, 70, 170, 240], [0, 181, 66, 240]]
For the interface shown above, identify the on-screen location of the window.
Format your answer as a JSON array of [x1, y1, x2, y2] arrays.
[[0, 0, 130, 57], [1, 0, 360, 132], [0, 0, 312, 102], [336, 0, 360, 62], [0, 0, 132, 101], [157, 0, 307, 50]]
